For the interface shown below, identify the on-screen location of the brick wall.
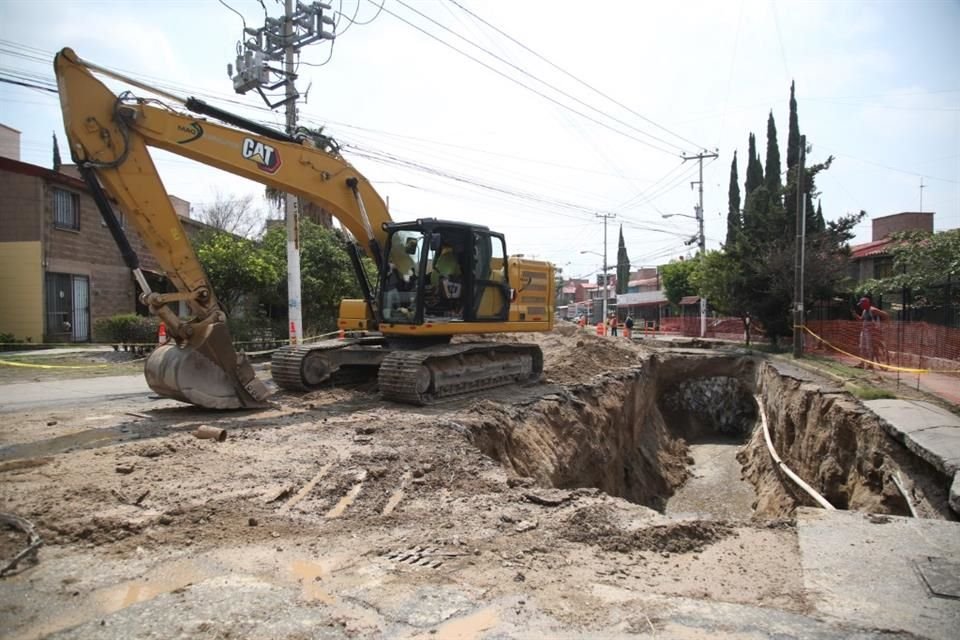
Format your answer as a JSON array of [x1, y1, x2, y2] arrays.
[[872, 212, 934, 241], [0, 170, 42, 242], [42, 179, 166, 330]]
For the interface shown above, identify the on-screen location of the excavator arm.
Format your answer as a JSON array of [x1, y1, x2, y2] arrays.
[[54, 48, 391, 408]]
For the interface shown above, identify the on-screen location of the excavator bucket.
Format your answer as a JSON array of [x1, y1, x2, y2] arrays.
[[144, 322, 272, 409]]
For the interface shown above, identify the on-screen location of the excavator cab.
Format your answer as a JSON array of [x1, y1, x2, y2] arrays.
[[379, 220, 510, 327]]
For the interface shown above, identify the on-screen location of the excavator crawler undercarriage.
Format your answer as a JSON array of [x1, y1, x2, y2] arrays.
[[271, 340, 543, 405]]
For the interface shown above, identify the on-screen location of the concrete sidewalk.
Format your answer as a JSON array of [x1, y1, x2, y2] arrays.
[[798, 507, 960, 640], [0, 375, 150, 412], [865, 398, 960, 515], [0, 345, 117, 358]]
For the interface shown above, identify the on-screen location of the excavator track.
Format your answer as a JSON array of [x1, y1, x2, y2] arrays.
[[271, 338, 386, 392], [378, 342, 543, 405]]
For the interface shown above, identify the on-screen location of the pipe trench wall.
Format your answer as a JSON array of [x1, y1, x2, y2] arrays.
[[741, 362, 954, 519], [469, 354, 953, 520]]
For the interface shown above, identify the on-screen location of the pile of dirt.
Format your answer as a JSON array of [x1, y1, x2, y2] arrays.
[[562, 504, 734, 554], [457, 325, 647, 385]]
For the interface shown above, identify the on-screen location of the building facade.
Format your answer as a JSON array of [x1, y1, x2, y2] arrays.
[[0, 153, 207, 343]]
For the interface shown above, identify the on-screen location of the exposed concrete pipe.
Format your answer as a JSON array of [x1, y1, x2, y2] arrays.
[[755, 395, 836, 511]]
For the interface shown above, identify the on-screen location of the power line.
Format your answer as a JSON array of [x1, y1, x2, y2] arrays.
[[217, 0, 248, 30], [445, 0, 705, 152], [391, 0, 686, 155], [0, 76, 56, 93], [373, 1, 680, 156]]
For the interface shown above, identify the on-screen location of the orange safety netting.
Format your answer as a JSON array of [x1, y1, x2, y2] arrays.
[[801, 320, 960, 374]]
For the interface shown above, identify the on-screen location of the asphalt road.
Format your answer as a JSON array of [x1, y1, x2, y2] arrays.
[[0, 374, 150, 413]]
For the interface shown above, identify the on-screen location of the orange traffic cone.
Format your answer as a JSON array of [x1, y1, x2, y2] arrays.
[[596, 322, 605, 337], [338, 328, 346, 340], [158, 322, 167, 345]]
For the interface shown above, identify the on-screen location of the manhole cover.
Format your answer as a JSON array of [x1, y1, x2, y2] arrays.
[[916, 557, 960, 599]]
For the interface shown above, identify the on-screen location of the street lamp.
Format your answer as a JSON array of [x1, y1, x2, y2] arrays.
[[580, 250, 612, 322], [663, 208, 707, 337]]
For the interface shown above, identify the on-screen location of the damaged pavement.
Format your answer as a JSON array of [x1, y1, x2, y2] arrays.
[[1, 327, 958, 639]]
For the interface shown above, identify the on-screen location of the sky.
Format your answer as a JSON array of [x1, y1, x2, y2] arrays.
[[1, 0, 958, 283]]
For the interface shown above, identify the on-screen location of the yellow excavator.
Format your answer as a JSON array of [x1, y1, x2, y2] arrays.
[[54, 48, 554, 409]]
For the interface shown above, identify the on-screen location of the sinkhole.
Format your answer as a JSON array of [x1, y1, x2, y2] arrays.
[[470, 354, 953, 520]]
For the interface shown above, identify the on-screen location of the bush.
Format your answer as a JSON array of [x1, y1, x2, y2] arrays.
[[93, 314, 160, 345]]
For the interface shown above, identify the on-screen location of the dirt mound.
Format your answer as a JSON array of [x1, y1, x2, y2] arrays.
[[563, 505, 734, 554], [460, 327, 647, 384]]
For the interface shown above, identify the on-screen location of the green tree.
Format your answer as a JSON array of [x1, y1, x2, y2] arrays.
[[863, 229, 960, 309], [786, 81, 800, 172], [785, 81, 801, 226], [261, 218, 365, 333], [194, 231, 280, 315], [725, 151, 741, 247], [660, 257, 699, 306], [764, 112, 782, 197], [52, 132, 62, 172], [745, 133, 763, 196], [616, 225, 630, 295]]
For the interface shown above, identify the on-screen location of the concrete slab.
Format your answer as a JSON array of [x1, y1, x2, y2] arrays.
[[866, 399, 960, 434], [797, 507, 960, 640], [865, 399, 960, 511], [0, 375, 150, 413]]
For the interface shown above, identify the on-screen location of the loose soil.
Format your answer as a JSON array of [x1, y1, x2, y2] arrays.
[[0, 328, 949, 638]]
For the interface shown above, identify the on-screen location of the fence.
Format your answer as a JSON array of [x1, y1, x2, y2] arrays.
[[802, 320, 960, 373], [659, 316, 759, 342]]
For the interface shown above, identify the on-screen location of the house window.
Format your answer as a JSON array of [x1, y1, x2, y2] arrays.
[[52, 188, 80, 230], [874, 257, 893, 280]]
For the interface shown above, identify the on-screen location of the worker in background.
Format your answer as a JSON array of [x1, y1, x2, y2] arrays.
[[608, 313, 618, 337], [625, 315, 634, 339], [853, 296, 888, 368]]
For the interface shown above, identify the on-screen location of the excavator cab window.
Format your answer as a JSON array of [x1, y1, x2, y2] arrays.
[[382, 230, 422, 322], [423, 232, 466, 321]]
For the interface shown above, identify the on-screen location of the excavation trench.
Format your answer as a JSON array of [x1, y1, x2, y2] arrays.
[[470, 354, 953, 520]]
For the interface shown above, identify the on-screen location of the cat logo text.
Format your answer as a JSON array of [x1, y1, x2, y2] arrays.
[[241, 138, 281, 174]]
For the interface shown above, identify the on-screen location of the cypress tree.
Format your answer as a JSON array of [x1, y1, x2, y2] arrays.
[[616, 225, 630, 295], [745, 133, 763, 196], [726, 151, 741, 247], [52, 132, 62, 172], [785, 81, 800, 226], [786, 81, 800, 171], [764, 111, 782, 196]]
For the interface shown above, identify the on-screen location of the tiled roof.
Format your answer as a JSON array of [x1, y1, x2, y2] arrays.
[[850, 237, 895, 259]]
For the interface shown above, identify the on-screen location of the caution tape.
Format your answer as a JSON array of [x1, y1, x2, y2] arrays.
[[797, 325, 960, 374], [0, 357, 147, 370], [0, 331, 352, 368]]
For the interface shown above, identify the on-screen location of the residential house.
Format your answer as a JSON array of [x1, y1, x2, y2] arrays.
[[616, 267, 669, 326], [850, 211, 934, 286], [0, 137, 210, 343]]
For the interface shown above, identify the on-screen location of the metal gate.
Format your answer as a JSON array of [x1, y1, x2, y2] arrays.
[[72, 275, 89, 341], [45, 272, 90, 342]]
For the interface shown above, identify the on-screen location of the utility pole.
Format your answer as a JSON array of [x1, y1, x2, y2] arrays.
[[792, 135, 807, 358], [227, 1, 335, 345], [597, 213, 616, 323], [282, 0, 302, 344], [682, 150, 718, 337], [919, 176, 925, 213]]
